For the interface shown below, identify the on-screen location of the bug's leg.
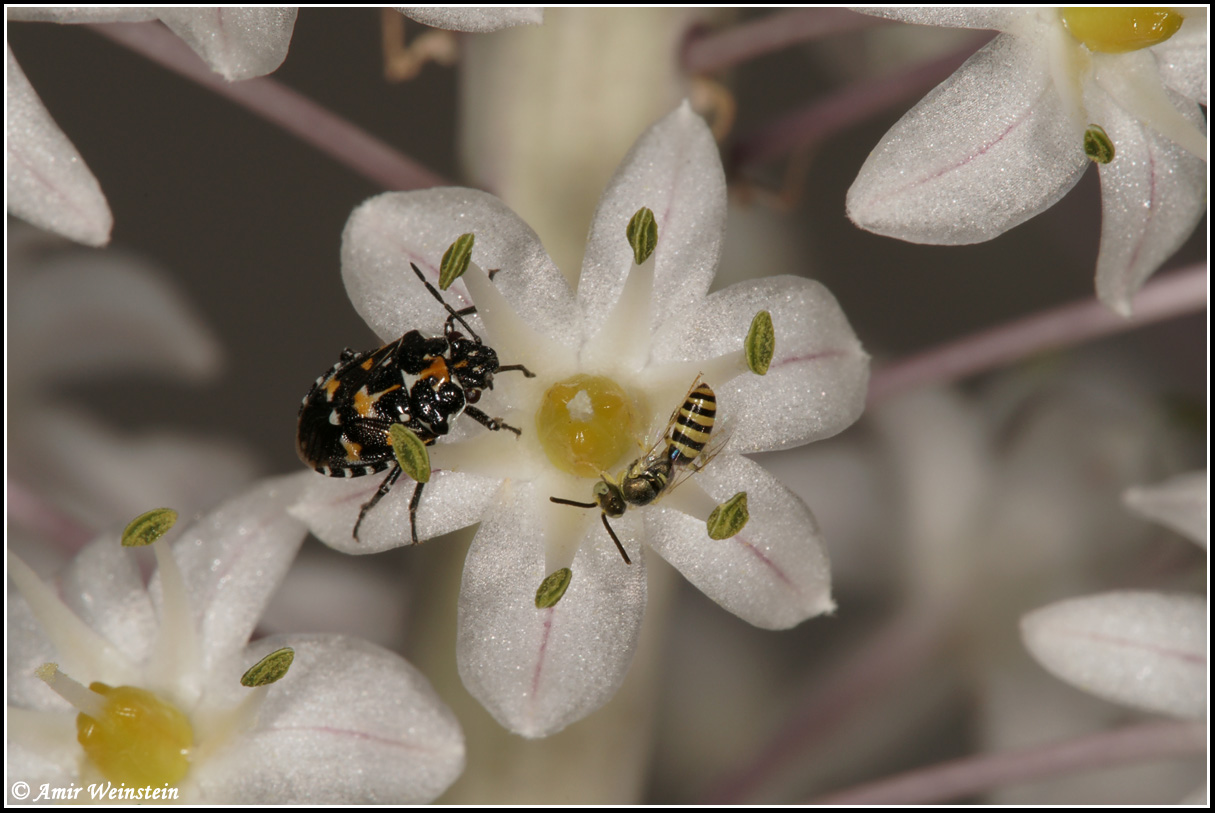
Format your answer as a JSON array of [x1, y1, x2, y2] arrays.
[[495, 363, 536, 378], [340, 347, 357, 362], [408, 480, 425, 546], [487, 268, 500, 280], [464, 405, 522, 436], [353, 465, 403, 540]]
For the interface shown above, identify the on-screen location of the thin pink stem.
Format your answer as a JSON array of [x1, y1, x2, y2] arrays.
[[811, 719, 1205, 805], [731, 39, 985, 170], [702, 600, 954, 804], [683, 9, 883, 75], [868, 265, 1208, 406], [91, 21, 447, 191], [7, 480, 96, 554]]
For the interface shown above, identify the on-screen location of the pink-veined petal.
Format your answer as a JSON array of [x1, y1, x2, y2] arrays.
[[655, 275, 869, 453], [290, 468, 504, 555], [341, 188, 579, 349], [6, 46, 112, 246], [195, 635, 464, 803], [158, 8, 298, 81], [1021, 591, 1207, 720], [646, 455, 834, 630], [148, 475, 309, 671], [579, 102, 727, 340], [456, 484, 647, 737], [847, 32, 1089, 245], [1124, 471, 1208, 549], [1089, 84, 1206, 316], [398, 7, 543, 32]]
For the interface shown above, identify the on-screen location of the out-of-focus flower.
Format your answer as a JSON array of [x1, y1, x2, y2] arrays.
[[846, 8, 1207, 316], [1124, 469, 1208, 548], [292, 103, 869, 737], [5, 7, 541, 245], [7, 477, 465, 803]]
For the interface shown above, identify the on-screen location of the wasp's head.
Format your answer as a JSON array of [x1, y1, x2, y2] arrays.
[[592, 479, 626, 518]]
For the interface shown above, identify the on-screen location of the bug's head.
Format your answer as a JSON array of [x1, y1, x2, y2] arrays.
[[448, 337, 500, 395], [592, 479, 626, 518]]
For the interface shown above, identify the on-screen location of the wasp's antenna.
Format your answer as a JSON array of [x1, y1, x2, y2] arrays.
[[411, 262, 481, 340], [550, 496, 598, 509], [549, 496, 632, 565]]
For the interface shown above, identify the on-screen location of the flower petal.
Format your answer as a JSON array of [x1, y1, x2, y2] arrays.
[[196, 634, 464, 803], [853, 8, 1022, 31], [398, 7, 543, 32], [579, 102, 727, 340], [157, 8, 298, 81], [656, 275, 869, 452], [1021, 591, 1207, 719], [1089, 84, 1206, 316], [6, 8, 158, 23], [846, 32, 1089, 244], [291, 468, 504, 554], [5, 709, 79, 801], [457, 484, 647, 737], [1154, 10, 1208, 107], [59, 533, 156, 663], [1124, 471, 1208, 548], [646, 454, 834, 630], [341, 189, 580, 348], [6, 46, 112, 246], [150, 475, 309, 671]]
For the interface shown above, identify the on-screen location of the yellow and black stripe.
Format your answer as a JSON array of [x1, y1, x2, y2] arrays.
[[667, 383, 716, 465]]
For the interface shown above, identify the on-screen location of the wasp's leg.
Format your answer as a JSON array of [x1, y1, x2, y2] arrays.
[[464, 405, 522, 436], [353, 465, 403, 540], [408, 480, 425, 546]]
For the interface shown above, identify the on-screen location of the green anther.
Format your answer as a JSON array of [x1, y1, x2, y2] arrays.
[[439, 233, 475, 290], [535, 567, 573, 609], [1083, 124, 1115, 164], [706, 492, 749, 540], [121, 508, 178, 548], [389, 424, 431, 484], [745, 311, 775, 376], [241, 647, 295, 687], [626, 207, 658, 266]]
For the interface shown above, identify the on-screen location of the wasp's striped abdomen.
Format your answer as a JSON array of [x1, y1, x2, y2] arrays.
[[667, 382, 716, 465]]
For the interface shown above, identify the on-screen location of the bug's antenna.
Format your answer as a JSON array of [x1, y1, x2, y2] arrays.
[[549, 496, 632, 565], [411, 262, 481, 340]]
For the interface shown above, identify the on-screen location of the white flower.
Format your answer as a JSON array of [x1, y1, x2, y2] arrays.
[[5, 7, 541, 246], [292, 103, 869, 737], [846, 8, 1207, 316], [7, 476, 465, 803]]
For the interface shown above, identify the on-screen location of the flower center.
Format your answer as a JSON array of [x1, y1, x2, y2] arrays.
[[77, 682, 193, 788], [535, 374, 641, 477], [1059, 8, 1184, 53]]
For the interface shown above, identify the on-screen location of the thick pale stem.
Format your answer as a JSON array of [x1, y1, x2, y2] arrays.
[[810, 719, 1206, 805], [868, 265, 1207, 405], [584, 255, 656, 372], [149, 538, 201, 694], [91, 22, 447, 190]]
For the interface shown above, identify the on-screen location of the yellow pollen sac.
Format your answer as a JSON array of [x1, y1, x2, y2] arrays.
[[1060, 8, 1184, 53], [535, 374, 641, 478], [76, 683, 193, 789]]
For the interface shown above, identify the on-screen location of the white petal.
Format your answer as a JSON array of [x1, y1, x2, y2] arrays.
[[579, 102, 727, 340], [457, 485, 647, 737], [646, 455, 834, 629], [1021, 591, 1207, 719], [6, 8, 158, 23], [847, 33, 1089, 244], [852, 8, 1023, 31], [149, 475, 308, 671], [1154, 11, 1208, 106], [1089, 86, 1207, 316], [398, 7, 543, 32], [157, 8, 298, 81], [9, 243, 223, 385], [1124, 471, 1208, 548], [6, 46, 112, 246], [59, 533, 156, 663], [196, 635, 464, 803], [290, 468, 503, 554], [5, 709, 79, 800], [341, 189, 580, 348], [656, 275, 869, 453]]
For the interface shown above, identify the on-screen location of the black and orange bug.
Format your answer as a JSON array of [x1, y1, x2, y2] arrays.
[[297, 262, 533, 542]]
